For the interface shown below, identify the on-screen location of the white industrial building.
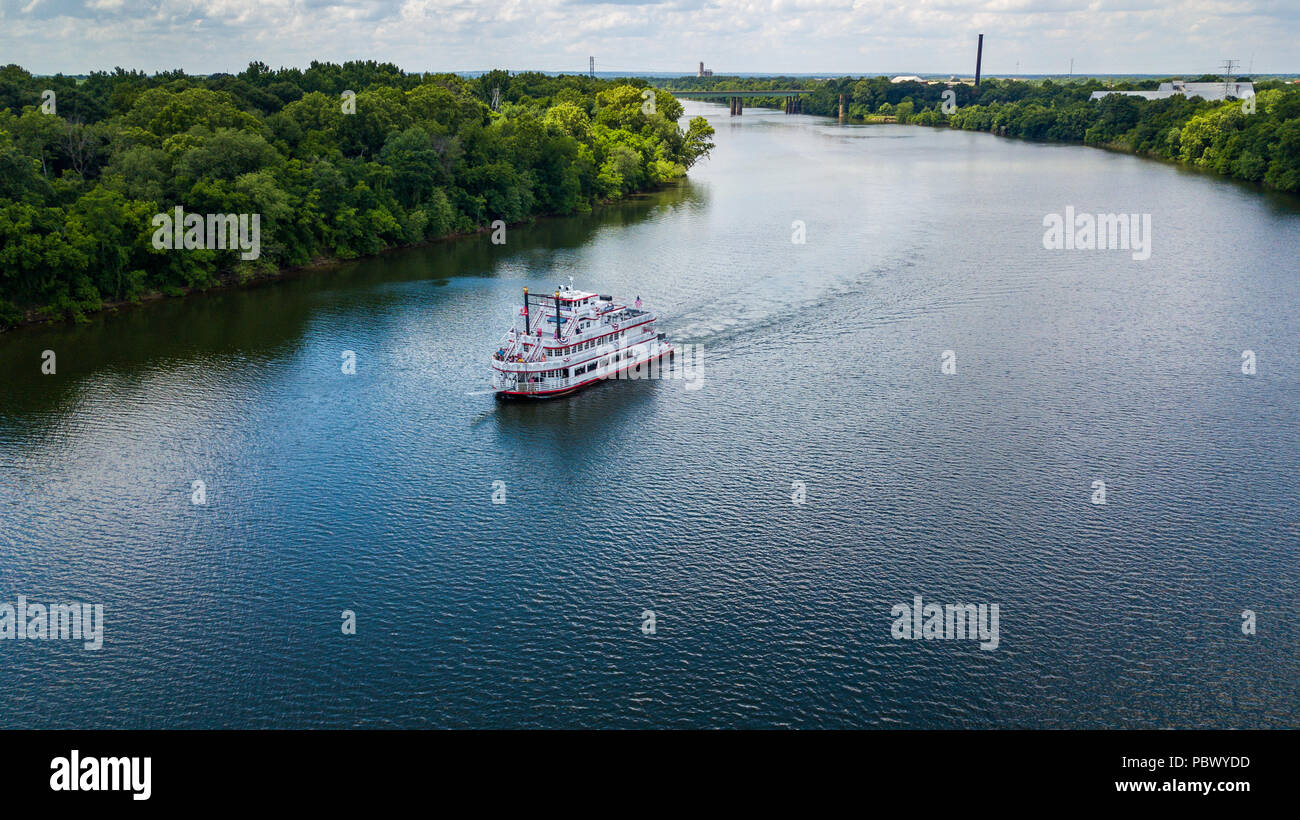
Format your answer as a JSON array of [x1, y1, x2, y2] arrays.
[[1089, 80, 1255, 102]]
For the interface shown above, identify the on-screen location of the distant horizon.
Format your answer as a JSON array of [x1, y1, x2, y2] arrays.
[[3, 0, 1297, 79], [17, 67, 1300, 81]]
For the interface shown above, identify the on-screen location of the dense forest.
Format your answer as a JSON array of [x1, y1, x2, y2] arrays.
[[663, 75, 1300, 194], [0, 62, 716, 328]]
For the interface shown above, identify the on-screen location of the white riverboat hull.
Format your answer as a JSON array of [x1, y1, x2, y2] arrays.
[[494, 339, 674, 399]]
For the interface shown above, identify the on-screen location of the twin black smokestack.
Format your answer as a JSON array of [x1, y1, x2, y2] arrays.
[[975, 33, 984, 87]]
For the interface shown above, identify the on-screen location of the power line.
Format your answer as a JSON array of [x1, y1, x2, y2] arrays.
[[1220, 58, 1239, 98]]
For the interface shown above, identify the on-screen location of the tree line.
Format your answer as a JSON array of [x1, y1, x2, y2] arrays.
[[0, 62, 716, 327], [662, 74, 1300, 195]]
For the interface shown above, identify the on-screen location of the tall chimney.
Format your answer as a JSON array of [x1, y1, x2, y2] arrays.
[[975, 34, 984, 87]]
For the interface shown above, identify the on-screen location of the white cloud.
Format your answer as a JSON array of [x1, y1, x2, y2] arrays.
[[0, 0, 1294, 75]]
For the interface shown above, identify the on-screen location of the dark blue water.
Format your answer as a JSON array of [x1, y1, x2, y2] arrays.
[[1, 102, 1297, 728]]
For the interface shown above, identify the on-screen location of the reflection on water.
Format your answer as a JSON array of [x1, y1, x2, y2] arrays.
[[0, 182, 702, 422]]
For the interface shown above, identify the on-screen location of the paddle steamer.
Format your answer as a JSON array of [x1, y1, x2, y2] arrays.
[[491, 283, 672, 398]]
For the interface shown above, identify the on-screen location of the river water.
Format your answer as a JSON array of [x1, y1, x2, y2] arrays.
[[1, 101, 1297, 728]]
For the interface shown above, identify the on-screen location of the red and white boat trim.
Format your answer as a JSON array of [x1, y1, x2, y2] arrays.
[[490, 284, 672, 399]]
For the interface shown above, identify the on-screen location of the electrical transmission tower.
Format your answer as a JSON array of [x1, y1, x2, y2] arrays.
[[1220, 59, 1239, 98]]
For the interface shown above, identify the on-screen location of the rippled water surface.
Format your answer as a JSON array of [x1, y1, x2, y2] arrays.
[[2, 102, 1298, 728]]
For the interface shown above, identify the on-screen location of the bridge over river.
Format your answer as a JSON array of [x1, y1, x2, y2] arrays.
[[670, 88, 811, 115]]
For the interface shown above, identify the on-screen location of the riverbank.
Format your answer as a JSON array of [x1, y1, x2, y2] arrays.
[[0, 187, 677, 334], [665, 76, 1300, 195], [0, 63, 716, 333], [852, 116, 1300, 202]]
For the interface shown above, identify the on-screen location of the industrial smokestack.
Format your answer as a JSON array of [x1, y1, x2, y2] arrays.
[[975, 34, 984, 87]]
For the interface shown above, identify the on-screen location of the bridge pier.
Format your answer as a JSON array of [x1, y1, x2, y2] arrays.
[[838, 94, 845, 123], [678, 90, 804, 116]]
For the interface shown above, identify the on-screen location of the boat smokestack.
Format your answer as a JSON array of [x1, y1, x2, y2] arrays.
[[523, 287, 529, 335], [975, 34, 984, 87], [555, 291, 561, 339]]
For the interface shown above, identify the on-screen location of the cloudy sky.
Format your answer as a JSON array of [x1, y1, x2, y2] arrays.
[[1, 0, 1296, 77]]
